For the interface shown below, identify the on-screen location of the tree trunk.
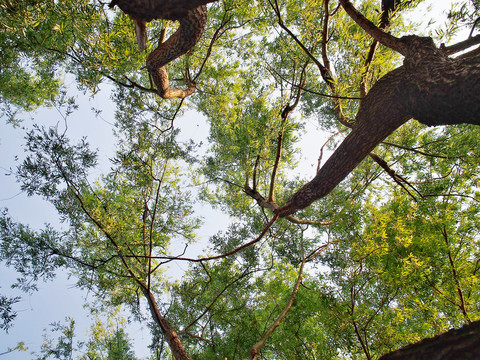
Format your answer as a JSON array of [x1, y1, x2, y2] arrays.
[[110, 0, 217, 99], [142, 287, 193, 360], [145, 5, 207, 98], [279, 38, 480, 215], [109, 0, 218, 21], [379, 320, 480, 360]]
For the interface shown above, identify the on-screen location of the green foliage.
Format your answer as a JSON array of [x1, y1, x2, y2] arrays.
[[0, 209, 70, 292], [36, 318, 76, 360], [33, 312, 138, 360], [446, 0, 480, 35], [306, 122, 480, 358], [79, 310, 138, 360], [11, 123, 201, 312], [0, 293, 20, 332], [0, 0, 146, 120], [2, 0, 480, 359], [0, 341, 27, 357]]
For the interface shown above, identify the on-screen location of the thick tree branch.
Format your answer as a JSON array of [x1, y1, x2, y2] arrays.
[[141, 286, 193, 360], [379, 321, 480, 360], [338, 0, 408, 55], [277, 24, 480, 216], [442, 34, 480, 55]]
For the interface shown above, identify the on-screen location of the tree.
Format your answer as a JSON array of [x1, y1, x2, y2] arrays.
[[278, 0, 480, 215], [379, 320, 480, 360], [33, 312, 138, 360], [0, 292, 19, 332], [0, 341, 27, 358], [1, 0, 480, 359], [36, 318, 76, 360]]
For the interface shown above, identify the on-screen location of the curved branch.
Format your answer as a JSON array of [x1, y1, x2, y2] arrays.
[[146, 6, 207, 99], [268, 0, 333, 83], [442, 34, 480, 55], [277, 8, 480, 217], [269, 65, 306, 202], [250, 256, 306, 360], [112, 0, 217, 99], [338, 0, 408, 55]]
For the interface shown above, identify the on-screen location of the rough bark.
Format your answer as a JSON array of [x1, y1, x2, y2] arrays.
[[141, 285, 193, 360], [379, 320, 480, 360], [109, 0, 217, 22], [380, 0, 400, 28], [109, 0, 219, 98], [277, 17, 480, 216], [146, 5, 207, 99]]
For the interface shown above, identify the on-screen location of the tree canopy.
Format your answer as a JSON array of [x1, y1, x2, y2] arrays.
[[1, 0, 480, 359]]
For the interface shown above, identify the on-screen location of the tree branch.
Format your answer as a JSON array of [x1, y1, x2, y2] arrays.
[[267, 0, 333, 83], [338, 0, 408, 55], [180, 268, 261, 335], [442, 227, 471, 323], [442, 34, 480, 55], [250, 256, 306, 359], [269, 65, 306, 202], [369, 152, 421, 201], [321, 0, 352, 127]]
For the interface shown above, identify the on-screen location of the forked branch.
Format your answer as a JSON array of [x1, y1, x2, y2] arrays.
[[338, 0, 408, 55]]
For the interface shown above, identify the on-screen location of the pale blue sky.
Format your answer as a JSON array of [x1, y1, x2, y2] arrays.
[[0, 83, 228, 358], [0, 86, 119, 358]]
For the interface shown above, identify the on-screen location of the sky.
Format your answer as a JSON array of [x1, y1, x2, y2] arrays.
[[0, 82, 231, 358], [0, 86, 120, 357], [0, 0, 466, 358]]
